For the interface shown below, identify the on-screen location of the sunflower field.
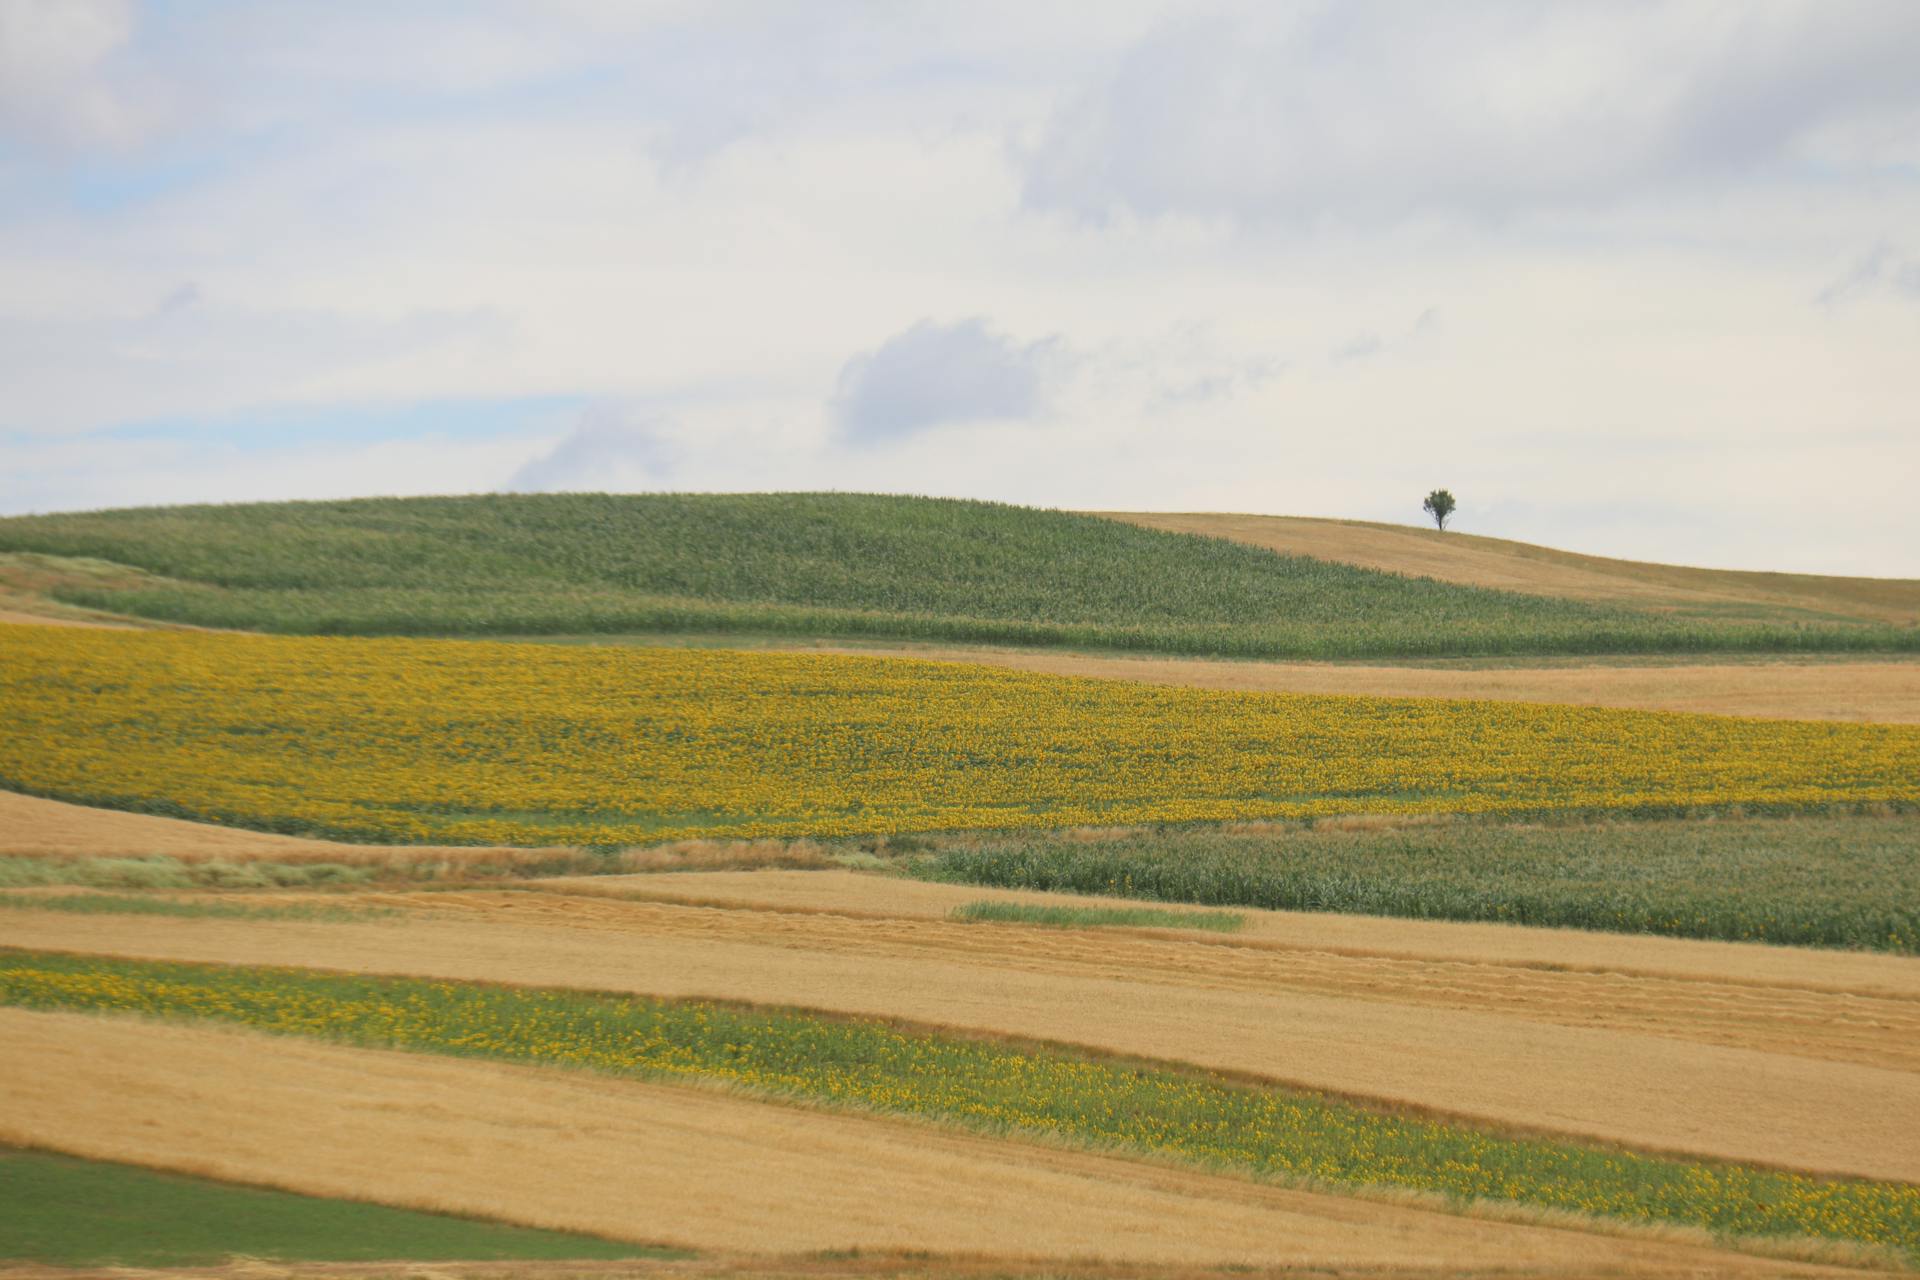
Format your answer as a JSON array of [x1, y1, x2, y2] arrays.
[[2, 625, 1915, 845]]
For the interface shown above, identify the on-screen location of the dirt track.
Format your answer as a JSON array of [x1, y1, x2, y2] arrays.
[[0, 1009, 1839, 1276], [8, 881, 1917, 1182]]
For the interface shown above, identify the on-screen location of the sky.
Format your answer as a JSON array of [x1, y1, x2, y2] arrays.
[[1, 1, 1917, 575]]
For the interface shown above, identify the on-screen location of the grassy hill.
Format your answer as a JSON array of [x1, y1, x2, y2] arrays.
[[0, 492, 1913, 658]]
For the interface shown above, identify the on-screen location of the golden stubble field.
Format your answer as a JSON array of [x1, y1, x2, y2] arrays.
[[5, 868, 1919, 1276], [9, 1009, 1819, 1276], [6, 873, 1919, 1184]]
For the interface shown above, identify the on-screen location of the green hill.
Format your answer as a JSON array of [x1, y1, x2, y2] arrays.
[[0, 493, 1911, 658]]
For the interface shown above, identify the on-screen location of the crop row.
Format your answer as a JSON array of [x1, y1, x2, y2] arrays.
[[907, 813, 1920, 952], [2, 950, 1914, 1259]]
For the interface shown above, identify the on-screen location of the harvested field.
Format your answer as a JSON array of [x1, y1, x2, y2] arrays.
[[14, 951, 1920, 1257], [1097, 513, 1920, 627], [540, 870, 1920, 995], [5, 1264, 1865, 1280], [6, 885, 1917, 1181], [0, 791, 827, 879], [0, 607, 121, 628], [0, 1008, 1825, 1275], [0, 789, 508, 862]]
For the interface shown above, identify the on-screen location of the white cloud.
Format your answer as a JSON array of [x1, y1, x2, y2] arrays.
[[508, 404, 677, 492], [1817, 243, 1920, 307], [1023, 1, 1920, 224], [833, 319, 1058, 442], [0, 427, 542, 515], [0, 297, 513, 433], [0, 0, 140, 144], [0, 1, 1915, 575]]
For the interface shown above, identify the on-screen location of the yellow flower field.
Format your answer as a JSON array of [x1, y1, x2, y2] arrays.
[[1, 624, 1915, 845]]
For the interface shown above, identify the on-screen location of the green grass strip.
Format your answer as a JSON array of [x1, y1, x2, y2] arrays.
[[949, 899, 1245, 932], [0, 1145, 678, 1267], [2, 950, 1914, 1261], [0, 893, 395, 922], [907, 814, 1920, 953]]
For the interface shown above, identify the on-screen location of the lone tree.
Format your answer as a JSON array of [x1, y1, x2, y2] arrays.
[[1422, 489, 1457, 530]]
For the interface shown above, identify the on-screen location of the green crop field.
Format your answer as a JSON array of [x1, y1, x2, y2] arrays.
[[948, 899, 1247, 931], [0, 892, 395, 922], [5, 950, 1916, 1261], [1, 493, 1913, 658], [906, 812, 1920, 953], [0, 1145, 672, 1267]]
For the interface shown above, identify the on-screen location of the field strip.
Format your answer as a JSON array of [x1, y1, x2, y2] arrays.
[[7, 907, 1917, 1181], [0, 1009, 1842, 1276], [10, 630, 1917, 846], [747, 643, 1920, 723], [3, 607, 1917, 722], [0, 607, 127, 629], [541, 870, 1920, 997], [1093, 513, 1920, 627], [0, 788, 533, 862], [490, 884, 1920, 1071]]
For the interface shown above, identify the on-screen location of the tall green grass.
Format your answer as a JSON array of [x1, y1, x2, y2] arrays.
[[3, 951, 1914, 1261], [1, 493, 1911, 657], [0, 1146, 676, 1267], [906, 812, 1920, 953]]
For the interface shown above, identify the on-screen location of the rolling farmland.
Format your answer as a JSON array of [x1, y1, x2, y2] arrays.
[[3, 502, 1918, 1278], [11, 4, 1918, 1273]]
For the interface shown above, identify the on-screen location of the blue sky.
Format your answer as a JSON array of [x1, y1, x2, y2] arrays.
[[2, 0, 1917, 573]]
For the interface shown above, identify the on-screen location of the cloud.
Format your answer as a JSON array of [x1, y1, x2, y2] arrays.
[[0, 421, 541, 515], [1817, 243, 1920, 306], [507, 404, 677, 492], [0, 0, 142, 145], [1332, 308, 1439, 364], [149, 281, 200, 318], [832, 318, 1057, 442], [0, 297, 512, 434], [1332, 333, 1384, 363], [1023, 1, 1920, 224]]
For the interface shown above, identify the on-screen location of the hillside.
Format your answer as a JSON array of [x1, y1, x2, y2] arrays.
[[0, 493, 1913, 659], [1102, 511, 1920, 628]]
